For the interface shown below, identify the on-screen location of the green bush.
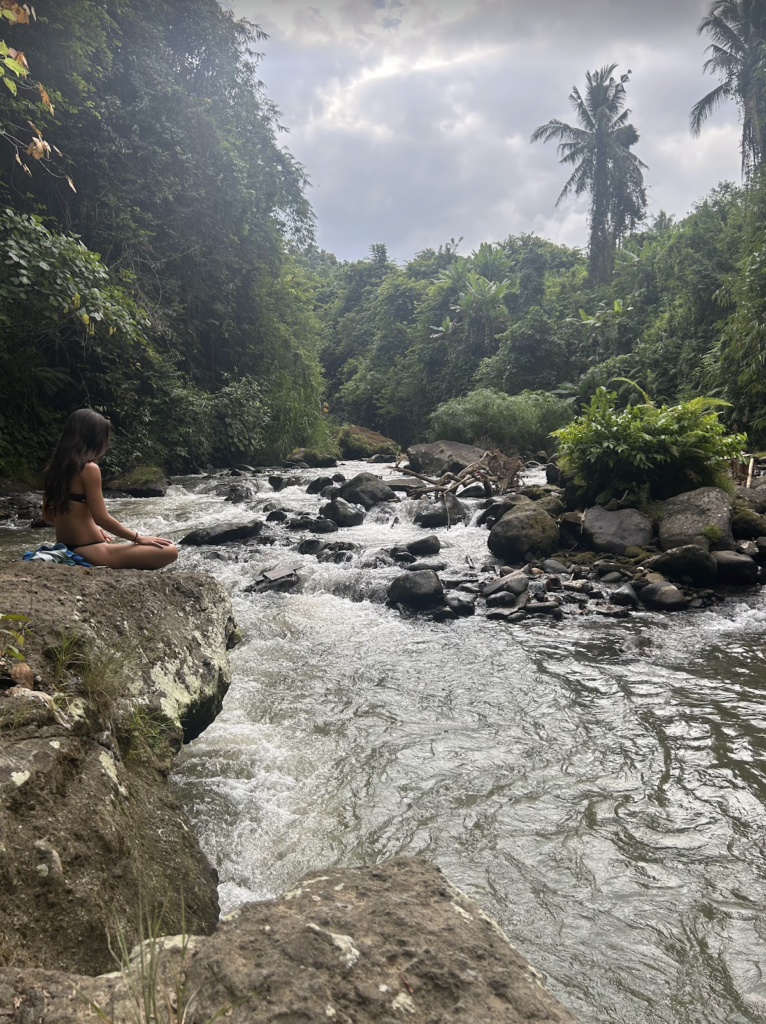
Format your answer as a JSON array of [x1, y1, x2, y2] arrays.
[[553, 387, 746, 503], [427, 389, 573, 454]]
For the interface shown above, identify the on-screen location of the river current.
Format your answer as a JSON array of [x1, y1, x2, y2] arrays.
[[3, 461, 766, 1023]]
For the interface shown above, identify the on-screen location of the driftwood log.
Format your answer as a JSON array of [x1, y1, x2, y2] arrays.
[[397, 450, 522, 498]]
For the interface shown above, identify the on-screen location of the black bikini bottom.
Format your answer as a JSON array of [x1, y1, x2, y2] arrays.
[[62, 540, 104, 551]]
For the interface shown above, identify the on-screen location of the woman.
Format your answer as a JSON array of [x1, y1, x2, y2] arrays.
[[43, 409, 178, 570]]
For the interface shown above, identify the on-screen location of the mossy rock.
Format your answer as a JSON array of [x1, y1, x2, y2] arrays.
[[336, 424, 399, 460], [731, 505, 766, 539], [288, 448, 338, 469], [571, 551, 596, 565], [106, 464, 167, 497]]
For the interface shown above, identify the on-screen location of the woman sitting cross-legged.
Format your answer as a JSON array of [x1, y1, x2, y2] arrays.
[[43, 409, 178, 570]]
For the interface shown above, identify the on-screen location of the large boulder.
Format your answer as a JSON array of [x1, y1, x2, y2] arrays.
[[320, 497, 365, 528], [105, 464, 167, 498], [387, 570, 444, 608], [0, 563, 236, 975], [0, 858, 578, 1024], [659, 487, 734, 551], [407, 440, 487, 477], [731, 506, 766, 539], [413, 493, 467, 529], [582, 506, 653, 555], [337, 424, 398, 459], [407, 534, 441, 556], [488, 506, 559, 564], [338, 473, 397, 510], [712, 550, 759, 585], [736, 484, 766, 514], [180, 520, 263, 546], [647, 546, 718, 587]]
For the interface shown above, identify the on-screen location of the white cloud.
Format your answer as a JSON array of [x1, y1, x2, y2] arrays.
[[227, 0, 744, 260]]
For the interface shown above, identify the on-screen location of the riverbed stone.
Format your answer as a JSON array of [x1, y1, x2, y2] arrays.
[[306, 475, 334, 495], [638, 581, 690, 611], [413, 492, 467, 528], [338, 472, 397, 510], [320, 497, 365, 528], [731, 506, 766, 539], [582, 506, 653, 555], [180, 520, 263, 546], [407, 440, 487, 476], [488, 505, 560, 563], [647, 545, 718, 587], [659, 487, 734, 551], [611, 583, 639, 607], [387, 570, 444, 609], [445, 592, 477, 616], [712, 550, 759, 585], [407, 534, 441, 556]]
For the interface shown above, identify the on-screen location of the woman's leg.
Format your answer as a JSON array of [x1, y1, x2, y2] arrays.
[[79, 542, 179, 570]]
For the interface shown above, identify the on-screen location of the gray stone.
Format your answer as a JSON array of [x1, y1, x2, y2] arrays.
[[647, 546, 718, 587], [638, 582, 690, 612], [338, 473, 397, 510], [413, 493, 467, 528], [180, 521, 263, 546], [306, 475, 334, 494], [541, 559, 568, 575], [404, 560, 448, 573], [712, 550, 759, 585], [407, 534, 441, 556], [736, 483, 766, 514], [582, 506, 653, 555], [457, 482, 486, 498], [659, 487, 734, 551], [407, 440, 487, 476], [483, 572, 530, 597], [388, 570, 444, 609], [445, 593, 477, 617], [320, 497, 365, 528], [611, 583, 639, 607], [488, 506, 560, 564], [731, 506, 766, 539]]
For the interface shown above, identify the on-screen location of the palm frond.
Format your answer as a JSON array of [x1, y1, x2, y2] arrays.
[[690, 81, 732, 135]]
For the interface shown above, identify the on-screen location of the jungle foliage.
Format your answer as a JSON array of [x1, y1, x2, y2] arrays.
[[0, 0, 331, 477]]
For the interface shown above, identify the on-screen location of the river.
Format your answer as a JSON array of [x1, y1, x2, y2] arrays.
[[3, 461, 766, 1024]]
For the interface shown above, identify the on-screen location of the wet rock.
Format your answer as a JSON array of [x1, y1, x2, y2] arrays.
[[659, 487, 734, 551], [405, 560, 448, 573], [413, 494, 468, 529], [456, 482, 486, 498], [541, 559, 568, 575], [360, 549, 396, 568], [611, 583, 639, 607], [731, 506, 766, 539], [287, 448, 337, 468], [536, 494, 565, 516], [559, 512, 584, 546], [477, 494, 532, 528], [546, 463, 561, 485], [526, 602, 564, 619], [320, 497, 366, 528], [445, 593, 476, 617], [266, 509, 288, 523], [647, 546, 718, 587], [306, 476, 334, 495], [298, 538, 324, 555], [269, 475, 288, 491], [222, 481, 259, 503], [307, 518, 339, 534], [387, 570, 444, 609], [488, 506, 559, 564], [600, 571, 624, 584], [486, 591, 528, 610], [738, 540, 760, 558], [338, 473, 397, 510], [407, 535, 441, 557], [582, 506, 653, 555], [712, 550, 759, 585], [638, 582, 690, 611], [180, 521, 263, 546], [483, 572, 530, 598], [390, 545, 417, 563], [407, 440, 487, 476], [104, 465, 167, 498], [321, 485, 342, 500], [545, 575, 563, 592], [736, 483, 766, 514]]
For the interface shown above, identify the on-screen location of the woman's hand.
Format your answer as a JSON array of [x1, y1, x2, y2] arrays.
[[99, 529, 113, 543], [135, 535, 174, 548]]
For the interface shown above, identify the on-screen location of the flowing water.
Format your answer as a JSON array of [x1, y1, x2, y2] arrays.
[[3, 462, 766, 1024]]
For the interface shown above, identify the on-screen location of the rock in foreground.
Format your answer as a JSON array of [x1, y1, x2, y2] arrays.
[[338, 473, 397, 510], [0, 858, 578, 1024], [180, 520, 263, 546], [0, 563, 236, 974], [488, 505, 560, 563]]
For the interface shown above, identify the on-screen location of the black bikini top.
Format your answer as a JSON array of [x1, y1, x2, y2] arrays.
[[68, 493, 87, 503]]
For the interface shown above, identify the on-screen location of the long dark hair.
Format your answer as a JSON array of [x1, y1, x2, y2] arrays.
[[44, 409, 112, 515]]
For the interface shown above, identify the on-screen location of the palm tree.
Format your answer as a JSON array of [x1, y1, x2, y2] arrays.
[[451, 272, 510, 355], [532, 64, 647, 285], [691, 0, 766, 175]]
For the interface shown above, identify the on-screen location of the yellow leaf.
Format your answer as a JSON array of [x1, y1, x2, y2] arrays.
[[14, 151, 21, 165], [65, 175, 76, 193], [38, 83, 53, 113]]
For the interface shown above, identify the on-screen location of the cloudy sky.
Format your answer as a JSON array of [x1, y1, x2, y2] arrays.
[[226, 0, 741, 262]]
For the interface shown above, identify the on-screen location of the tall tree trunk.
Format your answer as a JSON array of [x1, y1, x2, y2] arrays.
[[588, 132, 613, 285]]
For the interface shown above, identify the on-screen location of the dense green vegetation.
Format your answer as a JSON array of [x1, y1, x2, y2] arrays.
[[0, 0, 331, 477], [0, 0, 762, 489]]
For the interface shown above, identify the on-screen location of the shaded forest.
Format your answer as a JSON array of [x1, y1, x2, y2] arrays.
[[1, 0, 765, 480]]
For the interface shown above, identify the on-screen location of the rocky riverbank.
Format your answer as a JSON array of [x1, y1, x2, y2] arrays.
[[0, 557, 579, 1022]]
